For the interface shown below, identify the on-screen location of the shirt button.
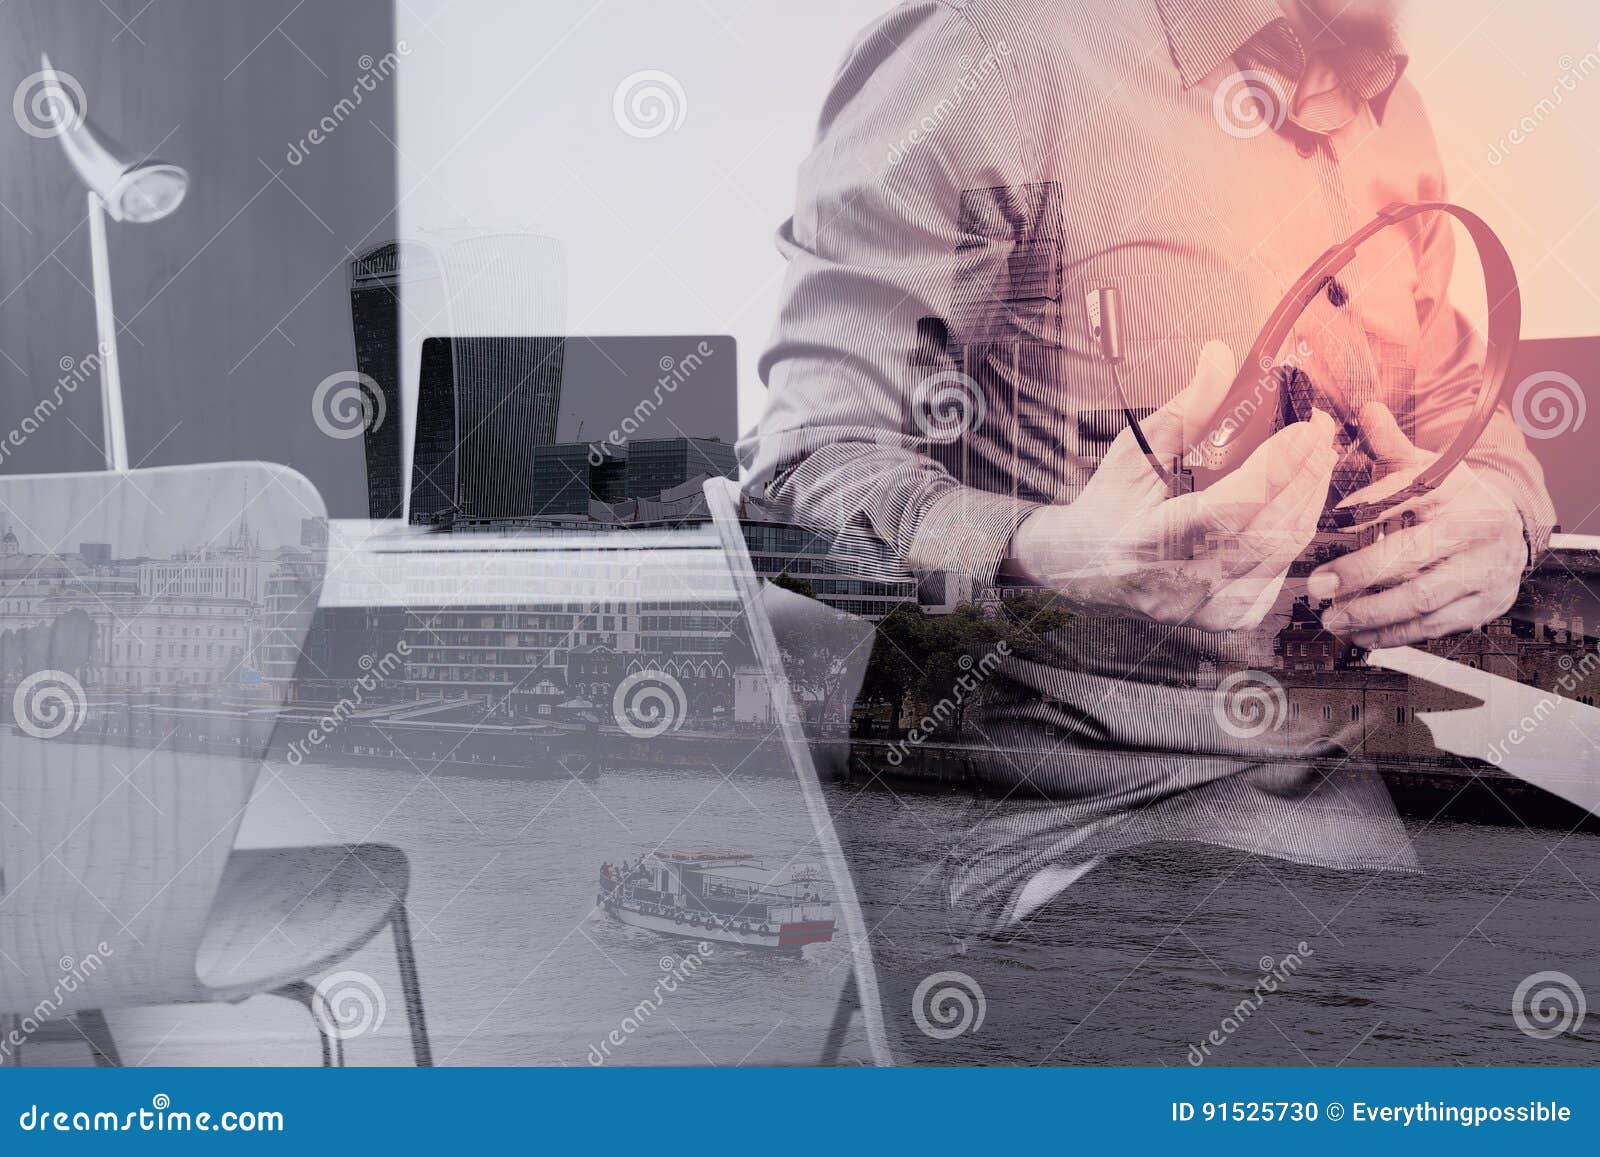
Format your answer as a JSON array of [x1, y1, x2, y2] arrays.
[[1295, 137, 1317, 158]]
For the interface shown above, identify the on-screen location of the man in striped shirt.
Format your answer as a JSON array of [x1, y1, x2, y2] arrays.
[[744, 0, 1562, 1061]]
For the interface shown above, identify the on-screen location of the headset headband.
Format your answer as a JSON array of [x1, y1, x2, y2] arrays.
[[1210, 201, 1520, 527]]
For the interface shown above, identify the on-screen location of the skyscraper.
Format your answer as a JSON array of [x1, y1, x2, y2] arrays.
[[408, 336, 564, 524], [353, 231, 568, 523], [409, 336, 459, 526], [349, 242, 406, 520]]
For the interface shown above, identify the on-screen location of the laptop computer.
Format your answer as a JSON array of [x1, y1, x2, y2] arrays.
[[1510, 336, 1598, 535]]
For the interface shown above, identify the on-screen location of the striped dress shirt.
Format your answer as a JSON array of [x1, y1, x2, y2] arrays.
[[742, 0, 1554, 768], [744, 0, 1551, 645], [742, 0, 1566, 956]]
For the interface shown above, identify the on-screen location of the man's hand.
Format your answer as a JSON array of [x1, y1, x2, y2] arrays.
[[1010, 340, 1338, 633], [1310, 402, 1526, 648]]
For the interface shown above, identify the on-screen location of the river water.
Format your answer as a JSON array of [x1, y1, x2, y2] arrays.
[[11, 754, 1598, 1066]]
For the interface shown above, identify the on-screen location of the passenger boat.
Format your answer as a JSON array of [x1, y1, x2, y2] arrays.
[[598, 850, 835, 952]]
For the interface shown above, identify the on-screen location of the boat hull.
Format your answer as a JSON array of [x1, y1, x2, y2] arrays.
[[602, 899, 833, 953]]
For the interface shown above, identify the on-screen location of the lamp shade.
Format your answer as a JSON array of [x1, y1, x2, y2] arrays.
[[40, 53, 188, 223]]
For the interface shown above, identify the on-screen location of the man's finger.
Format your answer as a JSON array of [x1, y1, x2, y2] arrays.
[[1139, 339, 1237, 457], [1203, 449, 1340, 624], [1307, 519, 1468, 603], [1161, 420, 1336, 630], [1321, 560, 1483, 635], [1171, 438, 1334, 606], [1236, 418, 1339, 534], [1346, 595, 1490, 649], [1356, 400, 1422, 468], [1210, 410, 1336, 504], [1196, 410, 1336, 533]]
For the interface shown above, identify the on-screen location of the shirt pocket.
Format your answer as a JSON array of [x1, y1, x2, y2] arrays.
[[1060, 269, 1263, 455], [945, 181, 1066, 350]]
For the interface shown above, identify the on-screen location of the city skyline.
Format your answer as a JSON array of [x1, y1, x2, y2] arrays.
[[0, 477, 311, 562]]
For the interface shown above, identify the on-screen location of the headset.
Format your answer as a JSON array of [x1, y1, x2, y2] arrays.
[[1093, 201, 1521, 529]]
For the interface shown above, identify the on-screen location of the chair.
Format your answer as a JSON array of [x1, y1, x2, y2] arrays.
[[702, 477, 891, 1065], [0, 463, 429, 1066]]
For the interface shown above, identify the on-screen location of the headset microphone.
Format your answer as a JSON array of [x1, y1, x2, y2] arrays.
[[1089, 286, 1178, 488]]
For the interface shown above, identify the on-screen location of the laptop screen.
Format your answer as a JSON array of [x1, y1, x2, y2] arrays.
[[405, 335, 737, 525], [1509, 336, 1599, 535]]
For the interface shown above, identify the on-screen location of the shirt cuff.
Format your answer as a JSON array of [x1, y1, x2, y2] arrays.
[[1471, 463, 1553, 565], [906, 485, 1042, 586]]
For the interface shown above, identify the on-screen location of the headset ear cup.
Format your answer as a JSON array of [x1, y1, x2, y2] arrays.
[[1188, 422, 1238, 473], [1184, 357, 1281, 474]]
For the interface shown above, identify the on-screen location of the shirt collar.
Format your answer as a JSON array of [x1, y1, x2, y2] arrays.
[[1155, 0, 1286, 89], [1154, 0, 1409, 122]]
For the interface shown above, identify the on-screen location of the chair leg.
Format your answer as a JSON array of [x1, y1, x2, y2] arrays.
[[821, 971, 859, 1065], [390, 903, 433, 1067], [272, 980, 342, 1067], [76, 1010, 121, 1067]]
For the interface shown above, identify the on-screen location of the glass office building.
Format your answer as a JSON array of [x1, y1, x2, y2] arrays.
[[349, 242, 408, 520], [409, 336, 564, 524], [624, 437, 737, 499]]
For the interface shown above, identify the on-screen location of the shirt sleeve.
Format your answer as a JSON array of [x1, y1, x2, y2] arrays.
[[739, 2, 1043, 586], [1409, 183, 1557, 560]]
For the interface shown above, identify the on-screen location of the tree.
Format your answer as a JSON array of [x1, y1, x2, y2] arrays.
[[769, 573, 816, 601], [991, 591, 1076, 663], [860, 594, 1078, 739], [762, 579, 869, 728], [0, 628, 17, 680], [46, 609, 97, 675], [858, 603, 925, 734]]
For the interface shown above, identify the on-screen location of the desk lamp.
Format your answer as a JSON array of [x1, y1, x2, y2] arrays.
[[39, 53, 188, 471]]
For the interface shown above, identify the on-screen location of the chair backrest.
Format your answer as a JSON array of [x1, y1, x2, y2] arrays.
[[702, 477, 892, 1065], [0, 463, 324, 1014]]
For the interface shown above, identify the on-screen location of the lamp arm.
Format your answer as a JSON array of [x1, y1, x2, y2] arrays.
[[87, 190, 129, 472]]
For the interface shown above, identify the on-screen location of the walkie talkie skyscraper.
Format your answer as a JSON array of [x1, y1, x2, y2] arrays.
[[349, 241, 413, 519]]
